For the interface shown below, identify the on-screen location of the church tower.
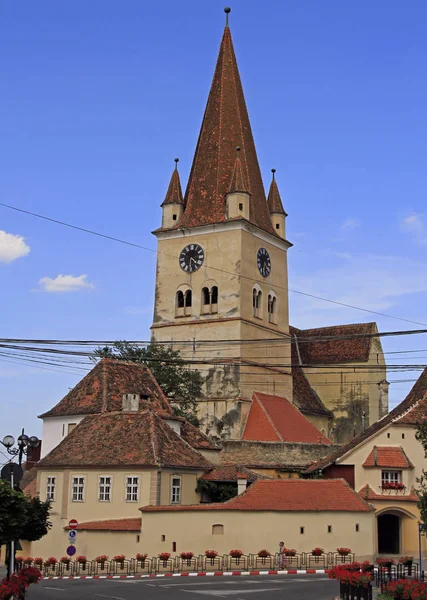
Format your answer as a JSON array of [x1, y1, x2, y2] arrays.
[[152, 9, 293, 438]]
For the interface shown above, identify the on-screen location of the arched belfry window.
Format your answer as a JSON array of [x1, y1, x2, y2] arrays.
[[253, 285, 263, 319], [201, 282, 219, 315], [268, 291, 277, 324], [175, 286, 192, 317]]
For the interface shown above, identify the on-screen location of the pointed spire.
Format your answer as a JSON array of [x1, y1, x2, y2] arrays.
[[267, 169, 287, 216], [228, 146, 250, 194], [161, 158, 184, 206], [176, 15, 276, 235]]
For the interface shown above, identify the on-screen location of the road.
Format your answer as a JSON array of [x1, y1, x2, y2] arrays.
[[28, 574, 336, 599]]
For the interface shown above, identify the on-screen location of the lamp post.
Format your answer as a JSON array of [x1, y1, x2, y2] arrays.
[[419, 522, 423, 581], [1, 429, 40, 580], [1, 428, 40, 467]]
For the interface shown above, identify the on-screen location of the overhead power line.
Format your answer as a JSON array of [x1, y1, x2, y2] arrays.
[[1, 201, 426, 328]]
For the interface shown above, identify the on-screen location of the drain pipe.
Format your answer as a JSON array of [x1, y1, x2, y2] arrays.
[[152, 441, 162, 506]]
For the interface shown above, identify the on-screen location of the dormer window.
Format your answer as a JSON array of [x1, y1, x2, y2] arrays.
[[239, 203, 243, 211], [173, 214, 177, 221]]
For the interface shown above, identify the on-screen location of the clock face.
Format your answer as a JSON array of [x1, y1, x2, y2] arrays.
[[179, 244, 205, 273], [257, 247, 271, 277]]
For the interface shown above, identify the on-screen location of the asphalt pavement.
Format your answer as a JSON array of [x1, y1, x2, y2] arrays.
[[28, 574, 336, 600]]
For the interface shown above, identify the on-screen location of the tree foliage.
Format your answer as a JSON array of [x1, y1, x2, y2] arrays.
[[0, 480, 51, 545], [415, 417, 427, 532], [93, 341, 203, 425], [196, 480, 238, 503]]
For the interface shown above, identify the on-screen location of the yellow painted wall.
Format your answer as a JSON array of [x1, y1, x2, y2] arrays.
[[139, 510, 375, 561]]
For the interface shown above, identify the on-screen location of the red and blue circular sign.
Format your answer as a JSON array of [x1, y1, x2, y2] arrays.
[[66, 545, 76, 557]]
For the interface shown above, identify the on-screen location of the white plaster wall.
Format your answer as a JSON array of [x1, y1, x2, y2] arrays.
[[41, 416, 86, 458]]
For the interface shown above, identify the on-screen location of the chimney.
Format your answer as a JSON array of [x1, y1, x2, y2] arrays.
[[122, 393, 140, 412], [237, 475, 247, 495]]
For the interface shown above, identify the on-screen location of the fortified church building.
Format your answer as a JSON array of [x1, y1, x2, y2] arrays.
[[151, 9, 388, 442]]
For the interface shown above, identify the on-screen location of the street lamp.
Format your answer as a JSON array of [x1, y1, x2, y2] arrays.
[[1, 428, 40, 466]]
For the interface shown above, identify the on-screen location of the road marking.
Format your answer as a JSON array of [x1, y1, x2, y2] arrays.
[[149, 577, 328, 587], [181, 588, 285, 596], [43, 587, 66, 591], [95, 595, 126, 600]]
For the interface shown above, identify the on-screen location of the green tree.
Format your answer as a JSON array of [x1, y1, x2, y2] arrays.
[[0, 480, 51, 545], [93, 341, 203, 426], [415, 416, 427, 532]]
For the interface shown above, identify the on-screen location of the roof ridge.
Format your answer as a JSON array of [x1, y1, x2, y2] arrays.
[[102, 357, 108, 412]]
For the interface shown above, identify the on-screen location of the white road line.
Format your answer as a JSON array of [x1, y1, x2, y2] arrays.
[[43, 587, 66, 591], [182, 588, 285, 596], [95, 594, 126, 600]]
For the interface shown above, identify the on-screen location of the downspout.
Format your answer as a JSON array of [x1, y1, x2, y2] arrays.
[[152, 440, 162, 506]]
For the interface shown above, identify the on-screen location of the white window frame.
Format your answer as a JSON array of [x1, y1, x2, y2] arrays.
[[381, 470, 402, 485], [98, 475, 112, 502], [46, 476, 56, 501], [71, 475, 85, 502], [171, 476, 181, 504], [125, 475, 139, 502]]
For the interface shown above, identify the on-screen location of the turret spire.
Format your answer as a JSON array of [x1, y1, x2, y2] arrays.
[[161, 158, 184, 207], [175, 13, 276, 235], [267, 169, 287, 216], [228, 146, 250, 194]]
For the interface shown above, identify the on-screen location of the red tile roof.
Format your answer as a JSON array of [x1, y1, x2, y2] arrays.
[[267, 175, 287, 216], [39, 359, 173, 418], [291, 363, 332, 417], [200, 465, 264, 483], [179, 420, 220, 451], [228, 151, 250, 194], [168, 25, 276, 236], [358, 485, 418, 503], [65, 518, 141, 532], [37, 409, 212, 470], [140, 479, 373, 513], [161, 164, 184, 207], [305, 368, 427, 475], [20, 467, 37, 498], [290, 323, 376, 365], [242, 392, 331, 444], [362, 446, 414, 469]]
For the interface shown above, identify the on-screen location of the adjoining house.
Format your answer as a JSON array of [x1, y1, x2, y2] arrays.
[[139, 479, 375, 560], [305, 368, 427, 557]]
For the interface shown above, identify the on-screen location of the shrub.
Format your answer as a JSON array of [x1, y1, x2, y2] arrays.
[[377, 557, 395, 568], [136, 553, 148, 561], [284, 548, 296, 557], [158, 552, 171, 561], [336, 547, 352, 556], [45, 557, 57, 566], [311, 547, 324, 556], [229, 549, 244, 558], [113, 555, 126, 562], [180, 552, 194, 560], [399, 555, 414, 565], [205, 550, 218, 559], [76, 556, 87, 564], [96, 555, 109, 563], [257, 549, 271, 558]]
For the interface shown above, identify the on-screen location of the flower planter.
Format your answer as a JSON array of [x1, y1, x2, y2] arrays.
[[203, 556, 222, 571]]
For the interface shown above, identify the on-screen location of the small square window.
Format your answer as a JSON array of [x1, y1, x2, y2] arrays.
[[173, 214, 177, 221], [161, 535, 166, 542], [300, 527, 304, 534], [356, 524, 360, 532], [172, 542, 177, 552], [387, 433, 390, 439], [276, 223, 280, 229], [327, 525, 332, 533], [238, 203, 243, 211], [402, 433, 405, 439]]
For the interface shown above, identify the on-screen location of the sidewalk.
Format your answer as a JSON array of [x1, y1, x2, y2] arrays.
[[0, 564, 7, 580]]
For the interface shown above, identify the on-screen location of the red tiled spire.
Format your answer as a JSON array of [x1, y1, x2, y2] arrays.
[[267, 169, 287, 216], [228, 147, 250, 194], [161, 158, 184, 207], [176, 21, 275, 235]]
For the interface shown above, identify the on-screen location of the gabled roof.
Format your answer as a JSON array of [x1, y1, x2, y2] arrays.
[[290, 323, 376, 365], [242, 392, 330, 444], [200, 465, 265, 483], [65, 518, 141, 532], [20, 467, 37, 497], [179, 420, 220, 451], [140, 479, 374, 513], [267, 173, 287, 216], [37, 409, 212, 470], [161, 163, 184, 207], [169, 24, 276, 236], [358, 484, 418, 503], [305, 369, 427, 475], [363, 446, 414, 469], [39, 359, 173, 418], [291, 362, 332, 417]]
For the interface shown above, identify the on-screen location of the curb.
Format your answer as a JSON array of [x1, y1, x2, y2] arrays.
[[43, 569, 328, 580]]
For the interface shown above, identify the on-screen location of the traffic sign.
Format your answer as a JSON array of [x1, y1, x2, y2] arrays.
[[1, 463, 23, 485], [68, 519, 78, 530], [68, 530, 77, 543], [66, 545, 76, 557]]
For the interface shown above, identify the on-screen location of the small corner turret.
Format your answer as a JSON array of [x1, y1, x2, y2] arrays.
[[267, 169, 287, 238], [161, 158, 184, 229], [225, 146, 251, 221]]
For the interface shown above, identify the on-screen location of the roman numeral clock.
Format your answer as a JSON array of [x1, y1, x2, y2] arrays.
[[257, 247, 271, 277], [179, 244, 205, 272]]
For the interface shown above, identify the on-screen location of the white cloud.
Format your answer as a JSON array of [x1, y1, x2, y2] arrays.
[[401, 213, 427, 246], [0, 230, 30, 263], [289, 252, 427, 329], [340, 217, 361, 231], [38, 274, 95, 293]]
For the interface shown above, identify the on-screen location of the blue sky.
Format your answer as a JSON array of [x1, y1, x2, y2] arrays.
[[1, 0, 427, 445]]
